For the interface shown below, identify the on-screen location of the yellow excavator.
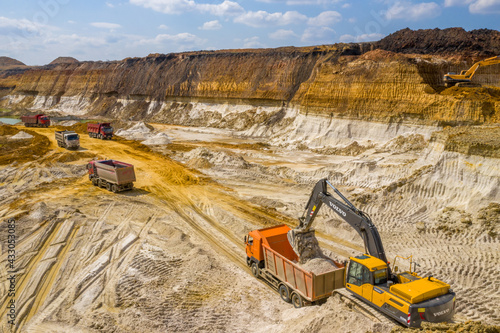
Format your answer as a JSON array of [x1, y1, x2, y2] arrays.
[[443, 55, 500, 87], [288, 179, 456, 327]]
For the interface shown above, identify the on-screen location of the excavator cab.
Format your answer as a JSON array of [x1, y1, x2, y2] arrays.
[[346, 255, 391, 305]]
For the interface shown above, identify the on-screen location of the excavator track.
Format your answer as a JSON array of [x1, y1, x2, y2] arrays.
[[333, 288, 399, 326]]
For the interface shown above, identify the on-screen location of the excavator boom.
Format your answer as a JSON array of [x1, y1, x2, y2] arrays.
[[444, 55, 500, 86], [288, 179, 388, 264]]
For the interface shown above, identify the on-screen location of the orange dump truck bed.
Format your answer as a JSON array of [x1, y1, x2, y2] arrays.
[[245, 225, 345, 304]]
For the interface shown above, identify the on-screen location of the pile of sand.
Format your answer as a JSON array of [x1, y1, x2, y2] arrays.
[[142, 132, 171, 145], [10, 131, 34, 140], [183, 147, 250, 168], [377, 134, 427, 154], [301, 257, 338, 274], [115, 122, 152, 140]]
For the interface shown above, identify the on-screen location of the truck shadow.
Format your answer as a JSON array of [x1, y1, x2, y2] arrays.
[[120, 188, 150, 197]]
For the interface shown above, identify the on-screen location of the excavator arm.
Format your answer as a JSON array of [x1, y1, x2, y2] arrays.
[[444, 55, 500, 86], [288, 179, 388, 263]]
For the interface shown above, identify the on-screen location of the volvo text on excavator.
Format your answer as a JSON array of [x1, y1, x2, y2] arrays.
[[287, 179, 456, 327], [443, 55, 500, 87]]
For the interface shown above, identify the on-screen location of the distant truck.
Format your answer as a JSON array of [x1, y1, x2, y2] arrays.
[[21, 114, 50, 127], [87, 122, 113, 140], [245, 224, 345, 308], [55, 130, 80, 149], [87, 160, 136, 192]]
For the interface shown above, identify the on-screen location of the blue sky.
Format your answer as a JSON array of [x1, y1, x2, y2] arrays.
[[1, 0, 499, 65]]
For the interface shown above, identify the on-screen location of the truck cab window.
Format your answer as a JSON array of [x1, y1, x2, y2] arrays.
[[248, 236, 253, 245]]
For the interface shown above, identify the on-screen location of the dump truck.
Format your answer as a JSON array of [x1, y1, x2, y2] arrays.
[[87, 122, 113, 140], [283, 179, 456, 327], [21, 114, 50, 127], [87, 160, 135, 192], [245, 224, 345, 308], [55, 130, 80, 149]]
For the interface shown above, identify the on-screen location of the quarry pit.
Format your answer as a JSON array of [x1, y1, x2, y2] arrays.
[[1, 28, 500, 333]]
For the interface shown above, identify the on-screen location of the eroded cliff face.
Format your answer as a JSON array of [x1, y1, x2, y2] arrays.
[[1, 42, 500, 128]]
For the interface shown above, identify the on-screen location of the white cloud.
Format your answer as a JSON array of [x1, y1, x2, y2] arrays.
[[0, 16, 43, 37], [339, 33, 384, 42], [348, 17, 356, 23], [106, 2, 115, 8], [301, 26, 335, 43], [199, 20, 222, 30], [385, 1, 441, 21], [269, 29, 298, 39], [243, 36, 265, 48], [469, 0, 500, 13], [138, 32, 207, 51], [158, 24, 168, 30], [444, 0, 473, 6], [341, 3, 350, 8], [130, 0, 244, 16], [45, 34, 109, 48], [148, 32, 202, 43], [257, 0, 342, 4], [91, 22, 122, 29], [308, 11, 342, 26], [444, 0, 500, 13], [197, 1, 244, 16], [130, 0, 195, 14], [234, 10, 308, 27]]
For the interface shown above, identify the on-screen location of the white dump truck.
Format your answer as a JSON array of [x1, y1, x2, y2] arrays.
[[55, 130, 80, 149]]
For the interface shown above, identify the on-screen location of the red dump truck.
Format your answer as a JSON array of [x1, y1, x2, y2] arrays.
[[21, 114, 50, 127], [245, 224, 345, 308], [87, 160, 136, 192], [87, 123, 113, 140]]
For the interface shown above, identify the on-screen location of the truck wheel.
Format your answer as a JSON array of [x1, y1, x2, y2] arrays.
[[251, 262, 260, 278], [279, 285, 291, 303], [246, 257, 251, 267], [99, 179, 105, 188], [106, 183, 111, 191], [111, 184, 118, 193], [92, 178, 98, 186], [291, 293, 303, 308]]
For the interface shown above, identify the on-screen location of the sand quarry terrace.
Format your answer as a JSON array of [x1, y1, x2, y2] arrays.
[[0, 113, 498, 333]]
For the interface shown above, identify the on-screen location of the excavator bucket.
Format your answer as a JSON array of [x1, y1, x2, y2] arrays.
[[287, 229, 321, 263]]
